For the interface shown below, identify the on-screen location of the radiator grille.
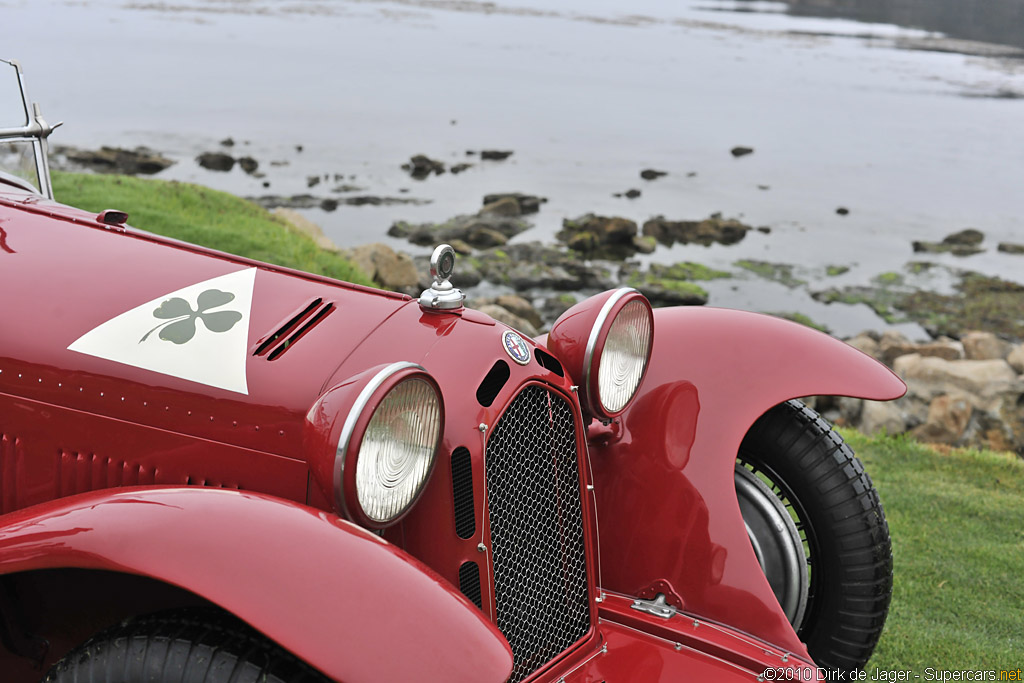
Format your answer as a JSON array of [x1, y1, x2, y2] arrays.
[[484, 385, 589, 682]]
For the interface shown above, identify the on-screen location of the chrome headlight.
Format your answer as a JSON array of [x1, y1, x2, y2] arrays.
[[594, 297, 653, 413], [547, 288, 653, 419], [336, 362, 443, 528]]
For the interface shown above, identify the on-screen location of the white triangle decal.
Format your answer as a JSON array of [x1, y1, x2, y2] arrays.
[[69, 268, 257, 395]]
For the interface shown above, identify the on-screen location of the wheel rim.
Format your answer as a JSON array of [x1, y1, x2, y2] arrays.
[[734, 464, 809, 627]]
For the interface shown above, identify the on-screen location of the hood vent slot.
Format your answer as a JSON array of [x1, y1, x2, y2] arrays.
[[254, 298, 335, 361]]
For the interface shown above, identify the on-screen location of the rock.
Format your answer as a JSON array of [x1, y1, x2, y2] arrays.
[[402, 154, 445, 178], [631, 235, 657, 254], [482, 193, 547, 215], [642, 214, 751, 247], [465, 227, 508, 248], [559, 214, 638, 258], [640, 169, 667, 180], [624, 189, 641, 199], [389, 213, 531, 247], [489, 295, 543, 329], [542, 294, 579, 323], [998, 242, 1024, 255], [912, 228, 985, 256], [473, 242, 616, 292], [307, 176, 321, 188], [237, 156, 259, 174], [450, 163, 473, 174], [846, 333, 882, 361], [220, 137, 235, 147], [448, 239, 473, 256], [730, 146, 754, 157], [196, 152, 236, 172], [1008, 345, 1024, 373], [836, 207, 850, 216], [53, 145, 175, 175], [877, 331, 963, 366], [912, 393, 974, 444], [893, 354, 1019, 399], [347, 243, 419, 291], [272, 208, 339, 252], [476, 304, 539, 337], [859, 400, 908, 436], [480, 150, 513, 160], [250, 194, 430, 209], [332, 184, 365, 193], [961, 330, 1011, 360], [943, 228, 984, 247], [480, 197, 521, 217], [895, 272, 1024, 340]]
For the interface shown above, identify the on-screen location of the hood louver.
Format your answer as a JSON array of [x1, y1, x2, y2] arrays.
[[254, 298, 335, 361]]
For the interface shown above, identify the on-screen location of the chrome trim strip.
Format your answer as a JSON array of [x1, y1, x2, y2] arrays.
[[333, 361, 425, 520], [582, 287, 638, 415]]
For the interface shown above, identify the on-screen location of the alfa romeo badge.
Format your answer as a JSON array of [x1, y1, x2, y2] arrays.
[[502, 329, 531, 365]]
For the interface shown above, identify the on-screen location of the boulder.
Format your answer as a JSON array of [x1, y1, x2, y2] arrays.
[[912, 393, 973, 444], [559, 214, 639, 258], [961, 330, 1011, 360], [480, 197, 521, 217], [494, 295, 543, 328], [859, 400, 908, 436], [388, 213, 532, 247], [998, 242, 1024, 255], [845, 333, 882, 361], [480, 150, 513, 160], [476, 304, 539, 338], [1008, 344, 1024, 374], [196, 152, 235, 172], [272, 209, 338, 252], [482, 193, 546, 215], [642, 214, 751, 247], [347, 243, 418, 291], [54, 145, 174, 175], [640, 169, 667, 180], [893, 354, 1019, 399], [402, 154, 445, 178], [730, 146, 754, 157], [237, 156, 259, 174]]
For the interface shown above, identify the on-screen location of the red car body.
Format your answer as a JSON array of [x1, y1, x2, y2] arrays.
[[0, 61, 905, 683]]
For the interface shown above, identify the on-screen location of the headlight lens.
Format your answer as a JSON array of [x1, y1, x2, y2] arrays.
[[355, 376, 441, 524], [597, 299, 653, 413]]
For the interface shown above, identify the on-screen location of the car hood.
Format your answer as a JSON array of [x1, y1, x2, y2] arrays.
[[0, 194, 411, 460]]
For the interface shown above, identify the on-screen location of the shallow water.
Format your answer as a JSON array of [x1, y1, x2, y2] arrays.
[[6, 0, 1024, 338]]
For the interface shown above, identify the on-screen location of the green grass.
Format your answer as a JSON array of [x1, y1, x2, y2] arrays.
[[841, 430, 1024, 669], [51, 171, 373, 286]]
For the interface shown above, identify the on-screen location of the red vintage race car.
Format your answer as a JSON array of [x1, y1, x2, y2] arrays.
[[0, 59, 905, 683]]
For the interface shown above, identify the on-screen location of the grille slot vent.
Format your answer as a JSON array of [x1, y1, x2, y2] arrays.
[[533, 348, 564, 377], [459, 561, 483, 609], [476, 360, 510, 407], [450, 447, 476, 539], [485, 385, 589, 682], [254, 298, 334, 360]]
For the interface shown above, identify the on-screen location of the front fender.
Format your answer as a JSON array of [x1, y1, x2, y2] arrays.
[[0, 487, 513, 683], [590, 307, 904, 659]]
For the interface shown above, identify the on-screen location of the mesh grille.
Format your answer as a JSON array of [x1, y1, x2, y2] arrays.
[[484, 385, 590, 682], [459, 561, 483, 609], [451, 447, 476, 539]]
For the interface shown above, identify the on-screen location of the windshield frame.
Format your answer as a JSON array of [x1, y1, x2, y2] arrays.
[[0, 58, 58, 199]]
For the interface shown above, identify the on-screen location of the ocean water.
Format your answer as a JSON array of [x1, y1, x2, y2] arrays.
[[5, 0, 1024, 337]]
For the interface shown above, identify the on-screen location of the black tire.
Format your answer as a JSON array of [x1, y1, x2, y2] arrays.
[[43, 608, 331, 683], [737, 400, 892, 671]]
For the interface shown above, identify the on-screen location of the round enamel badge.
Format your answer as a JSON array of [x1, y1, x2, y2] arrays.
[[502, 330, 531, 365]]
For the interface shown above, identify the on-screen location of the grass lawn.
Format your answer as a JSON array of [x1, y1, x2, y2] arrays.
[[51, 171, 373, 286], [843, 430, 1024, 671]]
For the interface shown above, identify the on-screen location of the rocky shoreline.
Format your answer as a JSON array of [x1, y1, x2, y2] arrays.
[[51, 145, 1024, 456]]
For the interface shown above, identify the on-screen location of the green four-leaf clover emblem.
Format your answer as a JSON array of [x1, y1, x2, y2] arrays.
[[140, 289, 243, 345]]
